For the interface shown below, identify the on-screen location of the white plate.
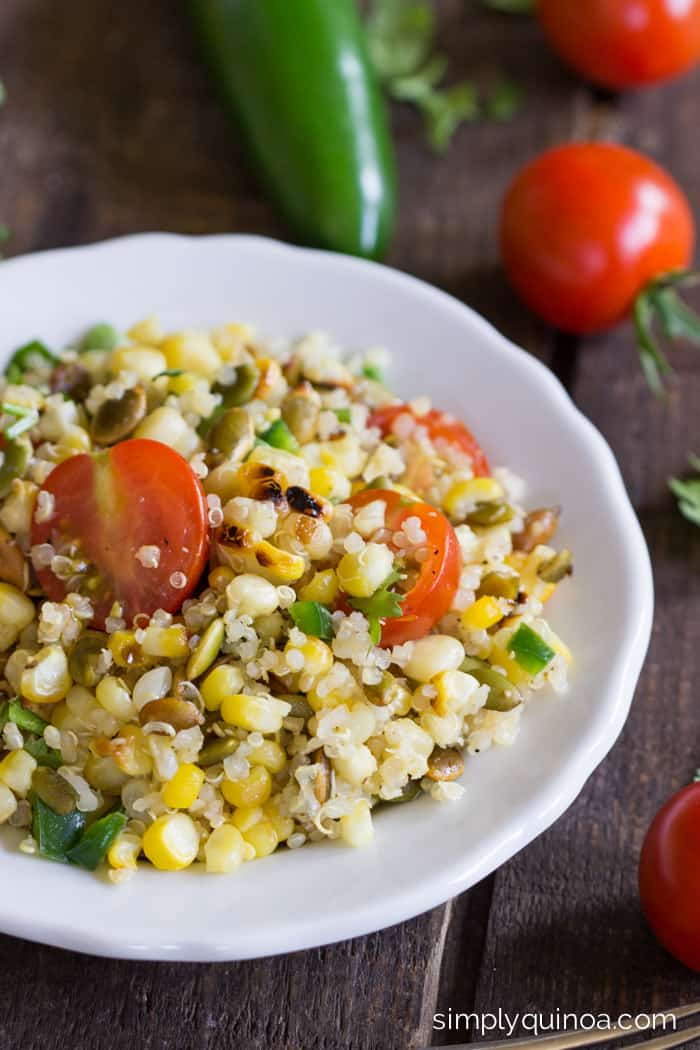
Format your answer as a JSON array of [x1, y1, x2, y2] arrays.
[[0, 234, 652, 960]]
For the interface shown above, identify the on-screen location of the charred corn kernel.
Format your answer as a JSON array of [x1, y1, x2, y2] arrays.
[[218, 536, 306, 586], [208, 565, 235, 592], [263, 800, 294, 842], [204, 823, 247, 873], [434, 669, 479, 717], [0, 583, 35, 652], [186, 618, 224, 680], [161, 332, 221, 378], [309, 466, 352, 502], [226, 574, 279, 618], [333, 745, 377, 786], [231, 805, 264, 833], [162, 763, 205, 809], [200, 664, 244, 712], [248, 739, 287, 774], [443, 477, 504, 518], [404, 635, 465, 684], [142, 812, 199, 871], [0, 783, 18, 824], [247, 444, 310, 489], [221, 764, 272, 808], [141, 625, 189, 661], [337, 542, 394, 599], [461, 596, 503, 631], [20, 645, 72, 704], [340, 799, 374, 847], [0, 749, 37, 796], [242, 819, 278, 858], [108, 630, 145, 669], [107, 831, 142, 870], [95, 675, 134, 721], [111, 345, 167, 382], [127, 315, 163, 344], [299, 568, 339, 604], [134, 406, 200, 459], [221, 693, 291, 734], [285, 637, 333, 678]]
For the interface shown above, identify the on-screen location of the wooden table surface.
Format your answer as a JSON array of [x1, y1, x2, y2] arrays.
[[2, 3, 700, 1048]]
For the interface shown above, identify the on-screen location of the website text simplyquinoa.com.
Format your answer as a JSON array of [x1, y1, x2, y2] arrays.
[[433, 1010, 678, 1037]]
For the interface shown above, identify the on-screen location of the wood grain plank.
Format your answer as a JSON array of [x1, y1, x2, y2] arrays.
[[458, 63, 700, 1046]]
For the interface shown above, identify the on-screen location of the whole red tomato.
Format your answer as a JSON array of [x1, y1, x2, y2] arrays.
[[537, 0, 700, 89], [500, 142, 694, 335], [639, 782, 700, 971]]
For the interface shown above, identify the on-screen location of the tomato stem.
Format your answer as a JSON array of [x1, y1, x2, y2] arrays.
[[634, 269, 700, 397]]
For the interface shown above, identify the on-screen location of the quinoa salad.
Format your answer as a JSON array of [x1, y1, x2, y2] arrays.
[[0, 318, 573, 880]]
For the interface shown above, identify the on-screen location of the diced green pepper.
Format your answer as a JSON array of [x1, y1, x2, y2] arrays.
[[80, 323, 121, 352], [334, 407, 352, 424], [23, 737, 62, 770], [7, 698, 48, 736], [289, 601, 334, 642], [259, 418, 300, 454], [33, 796, 86, 863], [66, 811, 127, 871], [362, 363, 384, 383], [507, 623, 555, 675], [5, 340, 57, 384]]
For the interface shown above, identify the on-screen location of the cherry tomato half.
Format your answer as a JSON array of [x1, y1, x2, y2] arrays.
[[369, 405, 490, 477], [31, 438, 209, 629], [500, 143, 694, 334], [348, 489, 461, 646], [537, 0, 700, 90], [639, 782, 700, 971]]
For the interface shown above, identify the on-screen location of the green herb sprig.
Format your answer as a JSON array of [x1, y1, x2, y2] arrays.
[[348, 569, 405, 645], [670, 455, 700, 527]]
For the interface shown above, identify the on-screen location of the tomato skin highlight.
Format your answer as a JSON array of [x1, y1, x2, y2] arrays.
[[31, 439, 209, 629], [369, 405, 490, 478], [500, 143, 695, 334], [537, 0, 700, 90], [347, 489, 461, 646], [639, 783, 700, 971]]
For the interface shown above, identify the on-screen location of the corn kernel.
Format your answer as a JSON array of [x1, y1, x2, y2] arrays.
[[285, 637, 333, 679], [0, 583, 35, 652], [248, 739, 286, 774], [186, 617, 225, 680], [161, 332, 221, 378], [162, 763, 205, 809], [96, 675, 134, 721], [208, 565, 235, 592], [433, 669, 479, 717], [231, 806, 264, 833], [461, 595, 503, 631], [309, 466, 352, 502], [220, 694, 290, 734], [127, 315, 163, 344], [20, 644, 72, 704], [204, 824, 247, 873], [221, 765, 272, 809], [200, 664, 244, 712], [0, 749, 37, 796], [337, 542, 394, 598], [340, 799, 374, 847], [226, 574, 279, 619], [0, 783, 18, 824], [134, 406, 200, 459], [263, 800, 294, 843], [141, 625, 189, 662], [242, 819, 279, 858], [299, 569, 339, 604], [404, 635, 465, 684], [108, 831, 142, 870], [111, 346, 167, 382], [443, 477, 504, 519], [333, 745, 377, 786], [306, 687, 347, 713], [142, 812, 199, 871], [108, 630, 145, 669], [110, 724, 154, 776]]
